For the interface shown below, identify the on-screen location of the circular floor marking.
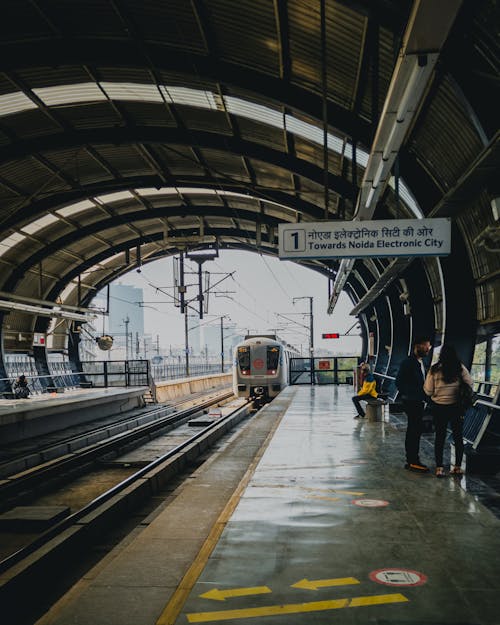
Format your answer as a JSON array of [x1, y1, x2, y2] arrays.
[[351, 498, 389, 507], [369, 568, 428, 586]]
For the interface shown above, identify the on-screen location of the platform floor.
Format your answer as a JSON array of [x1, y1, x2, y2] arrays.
[[37, 385, 500, 625], [0, 386, 147, 413]]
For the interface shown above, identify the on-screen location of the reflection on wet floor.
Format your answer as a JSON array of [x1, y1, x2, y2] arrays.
[[178, 385, 500, 625]]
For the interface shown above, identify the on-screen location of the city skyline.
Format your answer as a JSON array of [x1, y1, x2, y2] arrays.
[[93, 250, 362, 357]]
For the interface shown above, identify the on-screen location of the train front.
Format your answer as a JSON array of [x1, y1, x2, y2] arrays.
[[233, 338, 284, 401]]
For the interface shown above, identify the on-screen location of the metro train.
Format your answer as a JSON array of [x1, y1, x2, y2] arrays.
[[233, 335, 294, 403]]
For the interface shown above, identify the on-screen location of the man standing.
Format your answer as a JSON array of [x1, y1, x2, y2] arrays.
[[396, 336, 432, 472]]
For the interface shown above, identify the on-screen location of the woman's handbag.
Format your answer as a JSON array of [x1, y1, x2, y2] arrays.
[[457, 380, 475, 412]]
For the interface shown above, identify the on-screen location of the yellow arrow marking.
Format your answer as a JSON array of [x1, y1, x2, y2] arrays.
[[187, 592, 408, 622], [199, 586, 272, 601], [305, 495, 341, 501], [291, 576, 360, 590]]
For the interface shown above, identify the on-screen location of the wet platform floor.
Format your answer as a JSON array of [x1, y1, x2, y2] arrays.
[[170, 386, 500, 625], [39, 385, 500, 625]]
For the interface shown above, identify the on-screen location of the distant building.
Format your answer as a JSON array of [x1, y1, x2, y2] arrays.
[[108, 284, 144, 339]]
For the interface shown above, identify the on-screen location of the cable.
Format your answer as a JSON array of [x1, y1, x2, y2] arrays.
[[259, 253, 290, 299]]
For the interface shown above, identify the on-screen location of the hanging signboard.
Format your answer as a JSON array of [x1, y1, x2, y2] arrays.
[[278, 218, 451, 260]]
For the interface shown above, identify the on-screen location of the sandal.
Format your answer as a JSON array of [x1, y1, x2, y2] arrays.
[[450, 467, 464, 476], [435, 467, 445, 478]]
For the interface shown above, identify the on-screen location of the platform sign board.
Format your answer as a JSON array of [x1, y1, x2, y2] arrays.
[[278, 218, 451, 260]]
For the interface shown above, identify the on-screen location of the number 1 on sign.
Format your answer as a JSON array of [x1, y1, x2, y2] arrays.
[[284, 229, 305, 252]]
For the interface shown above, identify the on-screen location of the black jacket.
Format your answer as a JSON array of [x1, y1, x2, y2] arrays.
[[395, 354, 427, 402]]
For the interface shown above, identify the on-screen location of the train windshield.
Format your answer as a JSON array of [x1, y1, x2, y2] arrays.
[[237, 346, 250, 371], [267, 346, 280, 371]]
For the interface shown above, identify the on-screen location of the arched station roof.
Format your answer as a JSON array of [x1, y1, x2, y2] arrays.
[[0, 0, 498, 364]]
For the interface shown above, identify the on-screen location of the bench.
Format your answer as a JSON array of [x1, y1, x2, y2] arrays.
[[79, 381, 93, 388], [365, 397, 388, 421], [453, 394, 500, 474]]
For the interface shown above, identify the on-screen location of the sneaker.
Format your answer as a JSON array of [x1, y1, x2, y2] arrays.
[[450, 466, 464, 476], [353, 414, 365, 419], [408, 463, 430, 473], [435, 467, 445, 478]]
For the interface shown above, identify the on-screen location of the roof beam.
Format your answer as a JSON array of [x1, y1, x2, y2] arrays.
[[0, 43, 372, 145], [328, 0, 463, 314], [0, 175, 321, 232], [0, 126, 353, 204]]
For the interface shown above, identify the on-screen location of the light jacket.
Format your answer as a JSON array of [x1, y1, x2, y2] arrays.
[[423, 364, 473, 405], [358, 374, 378, 398]]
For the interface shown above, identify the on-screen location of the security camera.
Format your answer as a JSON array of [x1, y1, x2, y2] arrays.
[[399, 292, 409, 303]]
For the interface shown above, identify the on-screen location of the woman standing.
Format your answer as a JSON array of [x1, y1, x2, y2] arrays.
[[423, 345, 473, 477]]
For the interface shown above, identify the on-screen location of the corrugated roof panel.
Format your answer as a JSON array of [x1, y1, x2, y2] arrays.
[[127, 0, 206, 52], [161, 86, 216, 110], [0, 157, 69, 196], [327, 3, 366, 108], [237, 117, 285, 152], [100, 82, 163, 103], [198, 148, 249, 179], [56, 101, 123, 130], [16, 66, 92, 89], [0, 109, 60, 139], [0, 232, 26, 258], [57, 200, 95, 218], [95, 191, 134, 204], [178, 108, 232, 134], [210, 0, 280, 76], [292, 135, 342, 175], [93, 145, 153, 177], [225, 96, 284, 130], [0, 92, 38, 117], [288, 1, 321, 93], [34, 83, 106, 106], [116, 101, 177, 127], [411, 76, 484, 192], [21, 214, 59, 235]]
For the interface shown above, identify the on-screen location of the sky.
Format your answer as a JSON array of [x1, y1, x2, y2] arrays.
[[96, 250, 362, 356]]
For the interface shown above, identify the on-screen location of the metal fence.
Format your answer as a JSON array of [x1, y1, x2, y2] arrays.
[[290, 357, 358, 385], [80, 360, 150, 387], [151, 362, 230, 381]]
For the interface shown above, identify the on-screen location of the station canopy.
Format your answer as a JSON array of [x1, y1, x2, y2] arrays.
[[0, 0, 498, 351]]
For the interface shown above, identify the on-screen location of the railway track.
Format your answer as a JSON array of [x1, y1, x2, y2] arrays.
[[0, 394, 254, 622], [0, 388, 234, 510]]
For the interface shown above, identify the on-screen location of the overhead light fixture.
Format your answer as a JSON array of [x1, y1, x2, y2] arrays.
[[372, 160, 386, 188], [396, 55, 428, 122], [365, 186, 376, 209]]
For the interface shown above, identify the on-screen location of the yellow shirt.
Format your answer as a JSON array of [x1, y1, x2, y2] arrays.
[[358, 380, 378, 398]]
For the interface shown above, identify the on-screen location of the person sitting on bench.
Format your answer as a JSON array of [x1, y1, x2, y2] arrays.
[[13, 374, 30, 399], [352, 369, 386, 418]]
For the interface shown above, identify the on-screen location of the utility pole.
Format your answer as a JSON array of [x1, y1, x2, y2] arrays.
[[123, 316, 130, 361], [293, 297, 314, 384], [184, 307, 190, 377], [220, 316, 224, 373], [155, 334, 160, 355]]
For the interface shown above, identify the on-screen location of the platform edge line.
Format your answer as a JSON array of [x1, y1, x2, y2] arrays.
[[155, 392, 295, 625]]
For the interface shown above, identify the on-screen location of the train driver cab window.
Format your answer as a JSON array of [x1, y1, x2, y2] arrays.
[[238, 346, 250, 375], [267, 346, 280, 373]]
